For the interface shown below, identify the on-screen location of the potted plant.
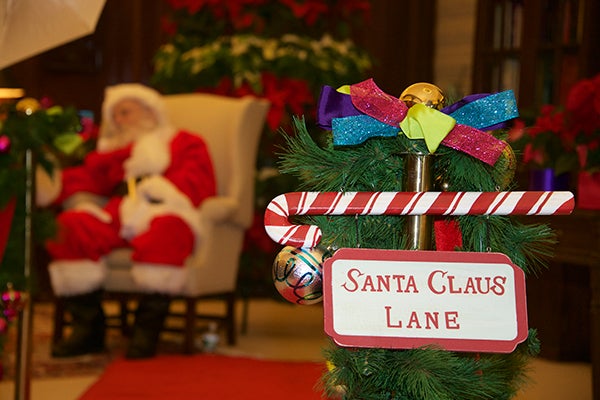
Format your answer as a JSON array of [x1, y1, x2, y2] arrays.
[[509, 73, 600, 208]]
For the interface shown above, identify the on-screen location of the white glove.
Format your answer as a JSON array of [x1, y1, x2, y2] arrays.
[[123, 134, 170, 179], [35, 163, 62, 207], [119, 194, 162, 240], [119, 176, 196, 240]]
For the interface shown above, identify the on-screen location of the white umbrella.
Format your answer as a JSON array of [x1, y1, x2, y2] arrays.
[[0, 0, 106, 70]]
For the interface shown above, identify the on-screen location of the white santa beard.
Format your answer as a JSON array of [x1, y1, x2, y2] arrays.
[[98, 122, 176, 153], [96, 125, 153, 153], [117, 119, 159, 145]]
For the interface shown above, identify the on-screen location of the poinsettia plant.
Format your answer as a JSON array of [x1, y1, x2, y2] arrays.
[[509, 73, 600, 175], [152, 0, 372, 133], [151, 0, 373, 297], [567, 73, 600, 172]]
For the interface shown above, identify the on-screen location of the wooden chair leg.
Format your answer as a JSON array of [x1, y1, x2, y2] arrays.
[[52, 299, 65, 344], [241, 295, 249, 335], [118, 298, 129, 336], [184, 297, 196, 354], [226, 292, 236, 345]]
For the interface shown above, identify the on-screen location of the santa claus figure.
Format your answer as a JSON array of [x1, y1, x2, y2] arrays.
[[39, 83, 216, 358]]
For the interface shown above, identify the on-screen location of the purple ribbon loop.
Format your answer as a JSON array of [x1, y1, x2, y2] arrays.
[[316, 85, 360, 130]]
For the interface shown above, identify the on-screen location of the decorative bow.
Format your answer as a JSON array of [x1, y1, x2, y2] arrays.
[[316, 79, 518, 166]]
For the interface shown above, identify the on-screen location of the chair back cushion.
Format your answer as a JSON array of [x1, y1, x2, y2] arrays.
[[162, 94, 270, 227]]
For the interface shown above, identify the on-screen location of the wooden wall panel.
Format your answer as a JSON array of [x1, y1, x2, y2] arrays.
[[5, 0, 168, 118], [355, 0, 436, 97], [434, 0, 477, 99], [4, 0, 435, 117]]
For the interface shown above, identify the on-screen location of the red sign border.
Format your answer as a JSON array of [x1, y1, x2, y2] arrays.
[[323, 248, 529, 353]]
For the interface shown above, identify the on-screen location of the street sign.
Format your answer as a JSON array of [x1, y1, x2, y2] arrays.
[[324, 248, 528, 353]]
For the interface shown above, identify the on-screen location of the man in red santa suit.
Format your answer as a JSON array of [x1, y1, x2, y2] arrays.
[[40, 83, 216, 358]]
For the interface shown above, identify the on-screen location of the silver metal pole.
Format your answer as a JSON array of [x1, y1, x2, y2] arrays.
[[403, 153, 433, 250], [14, 148, 34, 400]]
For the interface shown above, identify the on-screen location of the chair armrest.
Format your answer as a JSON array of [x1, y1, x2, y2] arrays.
[[62, 192, 108, 210], [197, 196, 239, 224]]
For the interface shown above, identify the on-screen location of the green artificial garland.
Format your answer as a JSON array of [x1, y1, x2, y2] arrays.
[[277, 117, 556, 399], [0, 99, 82, 291]]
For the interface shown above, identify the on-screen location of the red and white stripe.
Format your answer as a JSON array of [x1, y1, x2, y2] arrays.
[[264, 191, 574, 248]]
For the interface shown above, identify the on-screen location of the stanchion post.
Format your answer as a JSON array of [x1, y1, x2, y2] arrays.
[[14, 148, 34, 400], [403, 153, 433, 250]]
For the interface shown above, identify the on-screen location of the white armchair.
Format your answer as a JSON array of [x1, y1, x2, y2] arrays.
[[53, 93, 270, 353]]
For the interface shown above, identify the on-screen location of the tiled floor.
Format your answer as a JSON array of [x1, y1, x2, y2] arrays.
[[0, 298, 592, 399]]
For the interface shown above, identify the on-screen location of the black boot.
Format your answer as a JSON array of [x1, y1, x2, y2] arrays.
[[126, 293, 171, 359], [52, 290, 106, 358]]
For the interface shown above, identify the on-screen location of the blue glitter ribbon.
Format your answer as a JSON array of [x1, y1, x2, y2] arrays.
[[332, 115, 398, 146], [448, 90, 518, 130]]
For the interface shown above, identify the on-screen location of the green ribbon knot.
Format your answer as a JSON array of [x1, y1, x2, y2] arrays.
[[399, 103, 456, 153]]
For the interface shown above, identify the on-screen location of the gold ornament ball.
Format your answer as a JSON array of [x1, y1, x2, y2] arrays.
[[15, 97, 41, 115], [400, 83, 446, 110], [272, 246, 329, 305]]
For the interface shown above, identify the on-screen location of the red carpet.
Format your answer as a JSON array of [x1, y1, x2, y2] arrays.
[[79, 354, 327, 399]]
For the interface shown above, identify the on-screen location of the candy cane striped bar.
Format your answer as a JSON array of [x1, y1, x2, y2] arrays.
[[264, 191, 574, 248]]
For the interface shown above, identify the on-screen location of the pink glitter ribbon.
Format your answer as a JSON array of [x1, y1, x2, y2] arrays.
[[442, 124, 507, 165], [350, 79, 408, 126]]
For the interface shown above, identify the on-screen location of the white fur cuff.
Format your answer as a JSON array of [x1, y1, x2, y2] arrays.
[[48, 260, 107, 296], [131, 263, 188, 294], [35, 165, 62, 207]]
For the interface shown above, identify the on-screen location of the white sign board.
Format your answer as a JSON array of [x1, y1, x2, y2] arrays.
[[323, 248, 528, 353]]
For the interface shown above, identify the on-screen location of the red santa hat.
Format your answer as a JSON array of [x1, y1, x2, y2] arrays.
[[97, 83, 175, 152]]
